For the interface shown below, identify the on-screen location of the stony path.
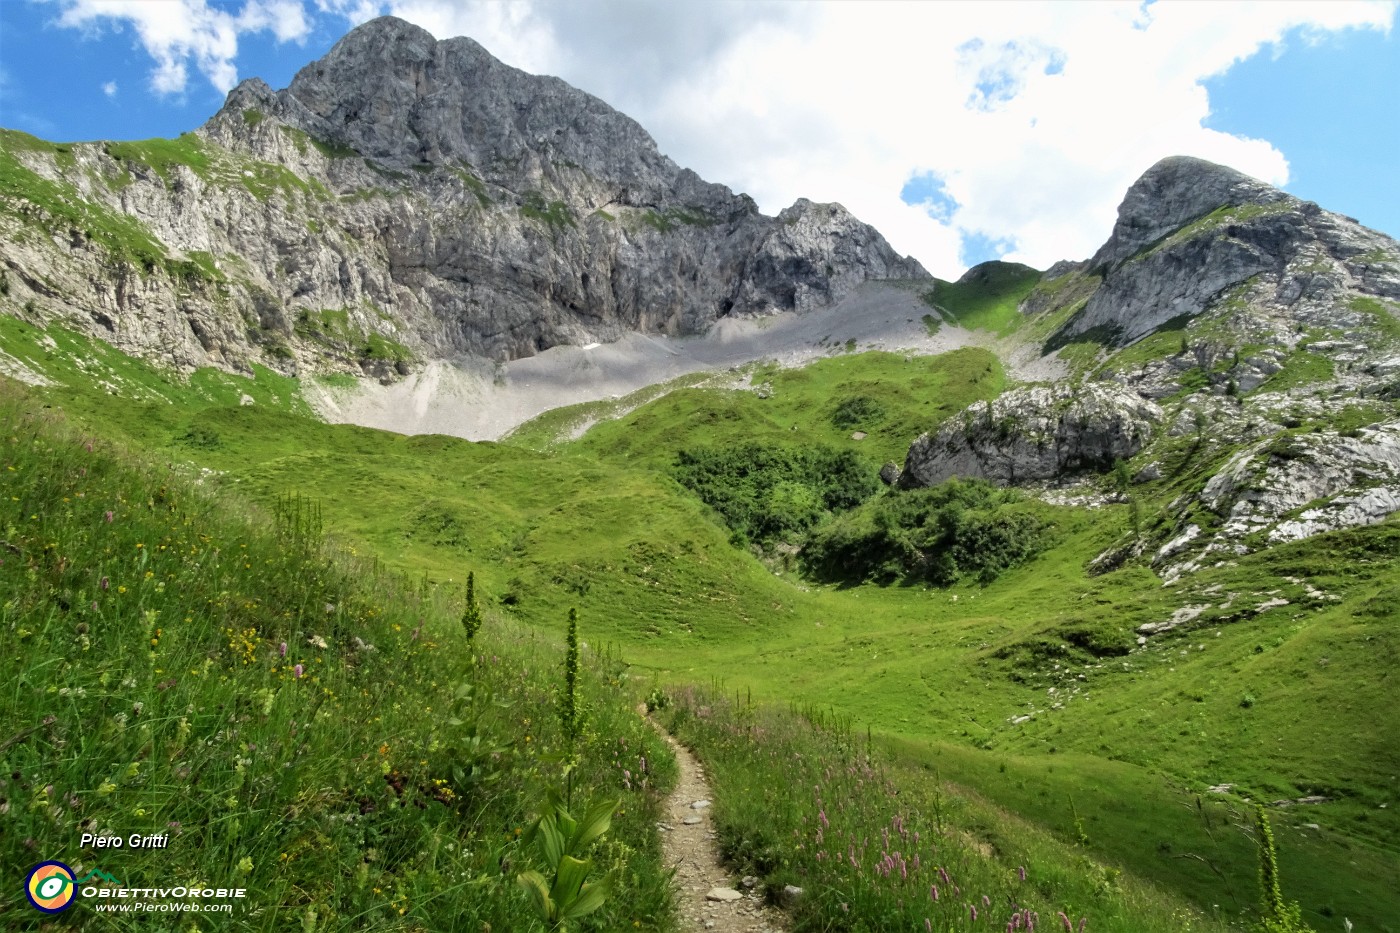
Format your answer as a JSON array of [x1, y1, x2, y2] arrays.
[[650, 721, 788, 933]]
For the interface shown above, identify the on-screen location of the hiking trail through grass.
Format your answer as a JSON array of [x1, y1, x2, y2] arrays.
[[651, 715, 789, 933]]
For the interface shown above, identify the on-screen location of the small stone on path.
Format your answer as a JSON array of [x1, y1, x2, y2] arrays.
[[691, 799, 711, 809], [706, 887, 743, 902]]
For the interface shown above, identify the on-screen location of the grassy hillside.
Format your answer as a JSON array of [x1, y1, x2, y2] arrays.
[[0, 381, 677, 930], [528, 346, 1004, 468], [924, 261, 1042, 336], [5, 312, 1399, 929]]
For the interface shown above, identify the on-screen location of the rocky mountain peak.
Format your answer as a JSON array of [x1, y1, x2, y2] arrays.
[[3, 16, 926, 379], [267, 15, 675, 189], [1089, 155, 1292, 270]]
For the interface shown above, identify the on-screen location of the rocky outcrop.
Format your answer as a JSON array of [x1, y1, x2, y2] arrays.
[[900, 384, 1161, 487], [1151, 421, 1400, 583], [0, 16, 924, 379]]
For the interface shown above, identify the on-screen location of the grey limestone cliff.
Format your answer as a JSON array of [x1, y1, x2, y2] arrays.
[[0, 16, 924, 379]]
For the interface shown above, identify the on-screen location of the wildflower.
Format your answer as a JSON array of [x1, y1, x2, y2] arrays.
[[971, 905, 978, 922], [279, 642, 288, 658], [100, 576, 109, 591], [294, 664, 304, 678], [1018, 865, 1026, 882], [104, 510, 113, 523], [1058, 912, 1072, 932]]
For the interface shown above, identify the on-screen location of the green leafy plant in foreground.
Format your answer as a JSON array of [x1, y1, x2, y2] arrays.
[[517, 792, 620, 929]]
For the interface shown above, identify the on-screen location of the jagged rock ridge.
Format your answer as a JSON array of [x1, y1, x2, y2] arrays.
[[0, 16, 925, 378]]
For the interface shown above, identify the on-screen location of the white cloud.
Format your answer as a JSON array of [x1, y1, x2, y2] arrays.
[[50, 0, 314, 96], [315, 0, 387, 27], [239, 0, 313, 43], [378, 0, 1396, 275], [102, 80, 118, 97]]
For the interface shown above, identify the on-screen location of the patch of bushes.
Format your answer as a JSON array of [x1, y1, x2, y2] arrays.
[[801, 478, 1049, 586], [830, 394, 886, 430], [674, 442, 880, 547]]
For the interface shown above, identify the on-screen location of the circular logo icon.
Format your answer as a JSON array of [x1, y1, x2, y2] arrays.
[[25, 861, 77, 913]]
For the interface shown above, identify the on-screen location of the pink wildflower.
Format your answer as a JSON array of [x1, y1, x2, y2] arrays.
[[279, 642, 288, 658], [294, 664, 304, 678], [104, 510, 113, 523]]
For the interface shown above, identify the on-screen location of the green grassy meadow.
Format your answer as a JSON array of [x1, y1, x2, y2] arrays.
[[4, 299, 1399, 930]]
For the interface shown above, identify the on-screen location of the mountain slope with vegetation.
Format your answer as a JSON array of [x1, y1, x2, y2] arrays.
[[4, 14, 1400, 932]]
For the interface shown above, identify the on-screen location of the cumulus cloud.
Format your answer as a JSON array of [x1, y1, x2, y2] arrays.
[[102, 80, 118, 97], [48, 0, 312, 96]]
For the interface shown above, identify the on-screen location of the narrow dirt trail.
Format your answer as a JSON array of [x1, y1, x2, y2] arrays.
[[650, 723, 789, 933]]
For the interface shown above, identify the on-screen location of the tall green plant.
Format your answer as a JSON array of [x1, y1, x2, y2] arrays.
[[461, 570, 482, 641], [1254, 806, 1314, 933], [561, 607, 580, 742]]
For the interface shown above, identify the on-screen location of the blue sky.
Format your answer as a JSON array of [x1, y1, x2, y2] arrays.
[[0, 1, 1396, 275], [1202, 24, 1400, 237]]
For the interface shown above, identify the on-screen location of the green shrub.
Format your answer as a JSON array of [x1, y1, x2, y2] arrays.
[[801, 478, 1048, 586], [674, 442, 880, 547], [830, 394, 886, 429]]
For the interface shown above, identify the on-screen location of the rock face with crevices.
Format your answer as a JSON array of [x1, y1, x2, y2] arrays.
[[0, 15, 924, 380]]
